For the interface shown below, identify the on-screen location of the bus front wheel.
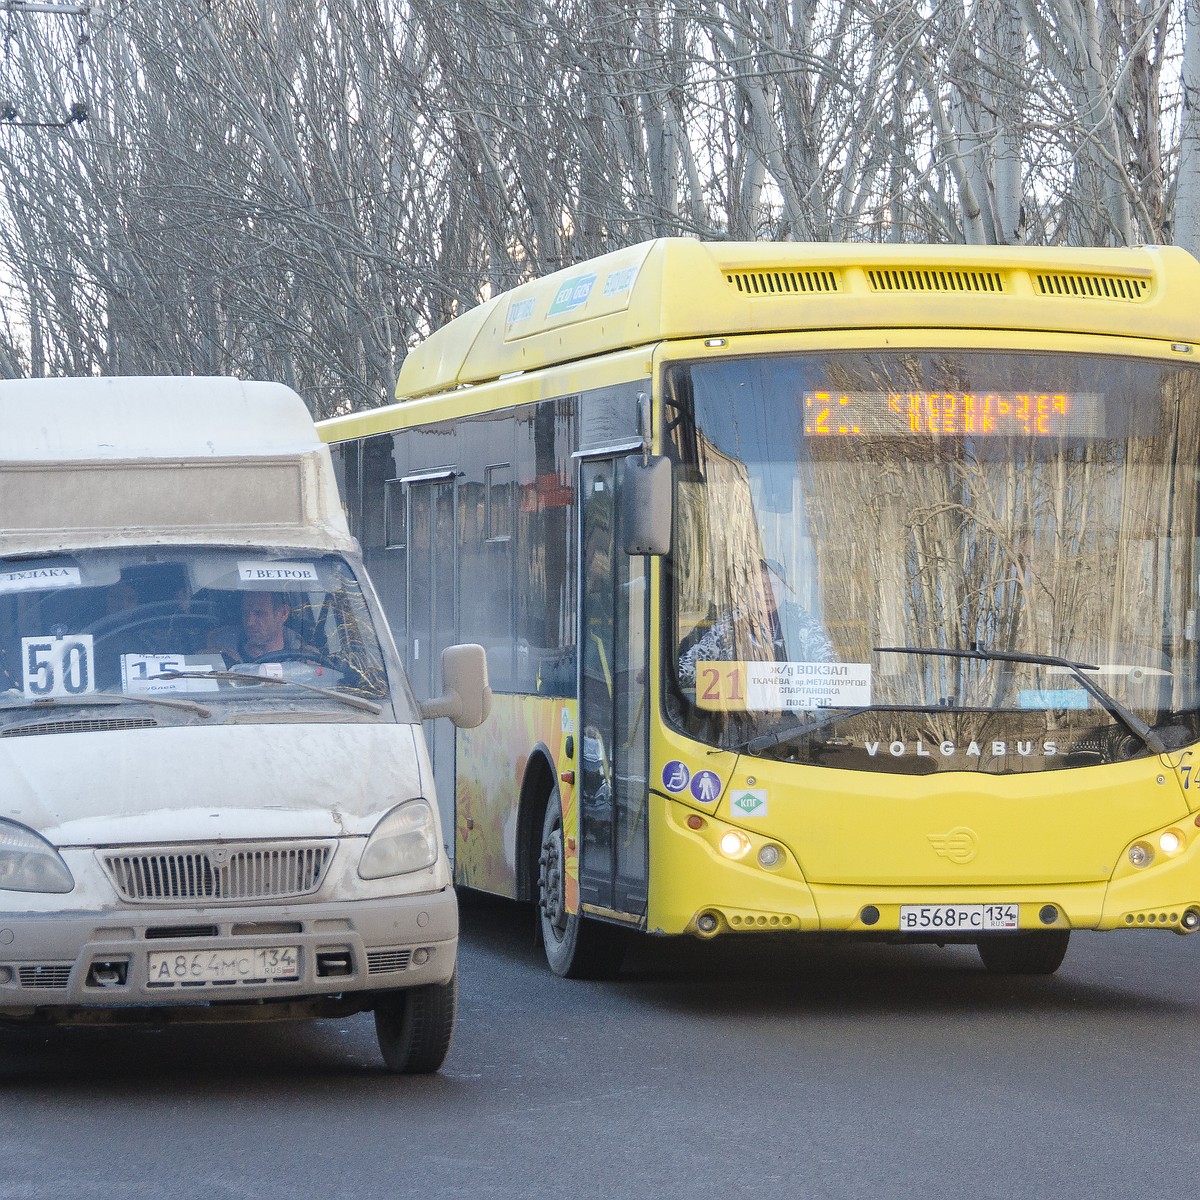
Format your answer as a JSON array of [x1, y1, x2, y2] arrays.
[[537, 787, 626, 979], [976, 930, 1070, 975]]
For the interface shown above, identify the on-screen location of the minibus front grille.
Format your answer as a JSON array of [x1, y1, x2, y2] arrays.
[[101, 844, 334, 904], [1, 718, 158, 738], [367, 949, 413, 974], [19, 964, 72, 989]]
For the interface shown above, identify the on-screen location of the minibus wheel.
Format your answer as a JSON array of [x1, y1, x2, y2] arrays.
[[536, 787, 626, 979], [976, 931, 1070, 975], [373, 970, 457, 1073]]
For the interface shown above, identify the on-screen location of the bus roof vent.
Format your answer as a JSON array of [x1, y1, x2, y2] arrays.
[[866, 268, 1004, 294], [1033, 272, 1150, 301], [726, 269, 839, 296]]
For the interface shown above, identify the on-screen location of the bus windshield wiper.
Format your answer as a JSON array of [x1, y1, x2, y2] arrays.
[[736, 702, 968, 755], [153, 670, 383, 715], [873, 645, 1169, 757], [737, 705, 878, 754]]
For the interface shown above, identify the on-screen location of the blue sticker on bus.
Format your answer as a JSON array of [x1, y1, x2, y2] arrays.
[[548, 272, 597, 316], [662, 761, 690, 793], [1018, 689, 1089, 710], [690, 770, 722, 803]]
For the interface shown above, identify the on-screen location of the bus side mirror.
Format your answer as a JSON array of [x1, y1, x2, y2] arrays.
[[418, 643, 493, 728], [620, 455, 672, 555]]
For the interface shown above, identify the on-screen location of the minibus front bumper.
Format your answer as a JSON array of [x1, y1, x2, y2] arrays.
[[0, 889, 456, 1022]]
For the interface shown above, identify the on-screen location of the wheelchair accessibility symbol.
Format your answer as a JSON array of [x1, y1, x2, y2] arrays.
[[661, 760, 690, 793]]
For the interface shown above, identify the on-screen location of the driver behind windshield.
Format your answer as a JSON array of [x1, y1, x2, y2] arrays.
[[209, 591, 312, 665]]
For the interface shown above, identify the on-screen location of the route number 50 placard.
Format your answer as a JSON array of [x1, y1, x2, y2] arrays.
[[21, 634, 96, 698]]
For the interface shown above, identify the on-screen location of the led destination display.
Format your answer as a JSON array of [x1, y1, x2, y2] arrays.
[[802, 390, 1104, 438]]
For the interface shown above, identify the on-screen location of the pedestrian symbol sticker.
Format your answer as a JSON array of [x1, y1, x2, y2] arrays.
[[662, 761, 691, 793], [690, 770, 722, 803]]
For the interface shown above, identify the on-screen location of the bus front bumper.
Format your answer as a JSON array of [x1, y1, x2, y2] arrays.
[[650, 795, 1200, 939]]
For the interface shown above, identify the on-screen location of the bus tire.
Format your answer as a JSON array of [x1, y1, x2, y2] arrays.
[[373, 970, 457, 1074], [976, 931, 1069, 975], [537, 786, 627, 979]]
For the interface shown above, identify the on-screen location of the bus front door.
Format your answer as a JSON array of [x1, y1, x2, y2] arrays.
[[407, 473, 457, 862], [577, 458, 649, 922]]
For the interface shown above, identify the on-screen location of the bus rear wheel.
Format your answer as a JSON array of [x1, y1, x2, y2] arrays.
[[976, 930, 1070, 975], [373, 970, 457, 1073], [537, 787, 626, 979]]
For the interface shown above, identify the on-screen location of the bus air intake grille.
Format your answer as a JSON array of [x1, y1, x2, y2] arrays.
[[726, 269, 839, 296], [367, 949, 413, 974], [1, 717, 157, 738], [19, 964, 72, 989], [101, 843, 334, 904], [866, 268, 1004, 294], [1033, 272, 1150, 301]]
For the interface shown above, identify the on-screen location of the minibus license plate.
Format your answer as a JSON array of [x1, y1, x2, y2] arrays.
[[898, 904, 1019, 932], [148, 946, 300, 985]]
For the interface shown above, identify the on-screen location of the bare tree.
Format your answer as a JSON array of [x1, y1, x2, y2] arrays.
[[0, 0, 1195, 408]]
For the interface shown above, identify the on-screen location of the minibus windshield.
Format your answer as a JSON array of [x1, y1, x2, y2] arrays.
[[0, 547, 392, 719]]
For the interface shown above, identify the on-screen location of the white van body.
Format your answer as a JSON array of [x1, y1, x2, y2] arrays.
[[0, 377, 486, 1073]]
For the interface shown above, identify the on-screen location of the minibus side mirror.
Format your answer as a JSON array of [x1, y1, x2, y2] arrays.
[[418, 643, 492, 728], [620, 455, 672, 555]]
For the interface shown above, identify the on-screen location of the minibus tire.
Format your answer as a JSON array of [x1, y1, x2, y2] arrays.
[[976, 930, 1070, 975], [537, 788, 627, 979], [373, 970, 457, 1074]]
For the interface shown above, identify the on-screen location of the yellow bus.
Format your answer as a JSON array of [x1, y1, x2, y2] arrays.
[[321, 238, 1200, 978]]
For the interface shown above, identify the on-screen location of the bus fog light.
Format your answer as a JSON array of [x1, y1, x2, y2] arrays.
[[1159, 831, 1182, 854], [696, 912, 719, 933], [719, 831, 749, 858], [1182, 908, 1200, 931], [757, 844, 783, 868], [1129, 842, 1154, 868]]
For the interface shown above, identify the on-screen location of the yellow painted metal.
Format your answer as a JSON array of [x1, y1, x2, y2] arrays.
[[390, 239, 1200, 401], [318, 237, 1200, 942]]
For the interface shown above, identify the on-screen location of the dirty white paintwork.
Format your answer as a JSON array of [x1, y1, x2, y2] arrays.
[[2, 722, 427, 845]]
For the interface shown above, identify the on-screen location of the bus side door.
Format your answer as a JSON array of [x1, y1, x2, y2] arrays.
[[577, 457, 649, 920]]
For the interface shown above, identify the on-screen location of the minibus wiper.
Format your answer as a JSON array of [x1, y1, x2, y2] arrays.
[[874, 645, 1169, 757], [14, 693, 213, 718], [153, 670, 383, 715]]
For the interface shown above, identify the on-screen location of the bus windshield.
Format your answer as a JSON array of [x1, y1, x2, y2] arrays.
[[665, 349, 1200, 773], [0, 547, 394, 722]]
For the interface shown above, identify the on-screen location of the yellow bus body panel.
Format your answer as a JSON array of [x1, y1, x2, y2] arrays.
[[386, 239, 1200, 400], [318, 238, 1200, 944]]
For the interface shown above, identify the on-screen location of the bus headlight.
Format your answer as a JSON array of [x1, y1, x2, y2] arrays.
[[358, 800, 439, 879], [719, 830, 750, 859], [1129, 842, 1154, 868], [757, 844, 783, 868], [1159, 830, 1183, 855], [0, 820, 74, 893]]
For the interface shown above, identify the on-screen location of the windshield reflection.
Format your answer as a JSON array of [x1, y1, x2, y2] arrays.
[[0, 547, 390, 721], [664, 349, 1200, 772]]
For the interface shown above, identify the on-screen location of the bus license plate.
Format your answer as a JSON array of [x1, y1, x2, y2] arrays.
[[898, 904, 1019, 932], [148, 946, 300, 986]]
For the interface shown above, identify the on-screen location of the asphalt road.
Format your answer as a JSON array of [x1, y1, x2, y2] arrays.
[[2, 893, 1197, 1200]]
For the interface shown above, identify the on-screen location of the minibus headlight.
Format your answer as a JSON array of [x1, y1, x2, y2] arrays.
[[358, 800, 439, 879], [0, 820, 75, 893]]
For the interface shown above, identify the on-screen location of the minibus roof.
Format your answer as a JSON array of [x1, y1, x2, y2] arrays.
[[0, 377, 354, 555]]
